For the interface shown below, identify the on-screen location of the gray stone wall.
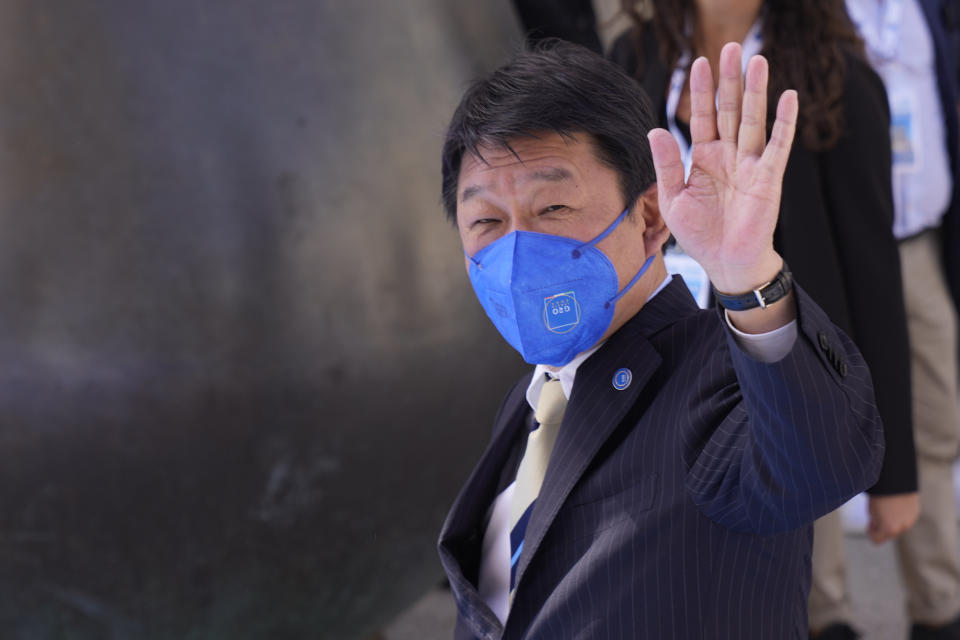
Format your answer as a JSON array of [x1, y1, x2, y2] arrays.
[[0, 2, 526, 638]]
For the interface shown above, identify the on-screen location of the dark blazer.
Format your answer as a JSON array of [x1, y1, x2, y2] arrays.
[[919, 0, 960, 309], [439, 278, 884, 639], [609, 29, 916, 494]]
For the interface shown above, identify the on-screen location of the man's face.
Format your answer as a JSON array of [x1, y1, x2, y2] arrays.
[[456, 132, 665, 338]]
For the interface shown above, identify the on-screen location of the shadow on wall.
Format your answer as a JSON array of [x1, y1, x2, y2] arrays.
[[0, 1, 525, 639]]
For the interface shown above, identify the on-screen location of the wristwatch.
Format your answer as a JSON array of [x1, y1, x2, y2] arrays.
[[713, 263, 793, 311]]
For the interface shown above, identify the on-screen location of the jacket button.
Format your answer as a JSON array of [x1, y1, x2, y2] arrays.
[[818, 331, 830, 351], [839, 361, 848, 377]]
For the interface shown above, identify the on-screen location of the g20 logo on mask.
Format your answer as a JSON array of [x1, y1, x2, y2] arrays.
[[543, 291, 581, 334]]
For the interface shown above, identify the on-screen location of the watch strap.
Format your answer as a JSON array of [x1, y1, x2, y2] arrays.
[[713, 263, 793, 311]]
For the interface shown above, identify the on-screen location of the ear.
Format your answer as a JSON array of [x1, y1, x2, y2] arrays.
[[635, 183, 670, 255]]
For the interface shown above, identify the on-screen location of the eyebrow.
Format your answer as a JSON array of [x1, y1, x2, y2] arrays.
[[459, 167, 574, 204]]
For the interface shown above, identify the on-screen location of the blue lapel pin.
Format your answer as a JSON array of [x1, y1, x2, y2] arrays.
[[612, 368, 632, 391]]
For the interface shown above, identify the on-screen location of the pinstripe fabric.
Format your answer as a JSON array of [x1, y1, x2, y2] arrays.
[[438, 276, 885, 639]]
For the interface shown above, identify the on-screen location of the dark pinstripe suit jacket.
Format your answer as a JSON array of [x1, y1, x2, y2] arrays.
[[438, 277, 885, 639], [608, 30, 913, 495]]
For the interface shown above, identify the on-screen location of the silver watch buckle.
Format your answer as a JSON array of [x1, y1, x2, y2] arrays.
[[753, 288, 768, 310]]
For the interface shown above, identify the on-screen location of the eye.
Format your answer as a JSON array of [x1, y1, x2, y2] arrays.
[[470, 217, 501, 229], [540, 205, 567, 215]]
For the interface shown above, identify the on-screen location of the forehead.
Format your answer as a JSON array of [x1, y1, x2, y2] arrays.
[[457, 132, 606, 193]]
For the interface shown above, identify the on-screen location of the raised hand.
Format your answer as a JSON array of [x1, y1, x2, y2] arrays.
[[647, 42, 798, 305]]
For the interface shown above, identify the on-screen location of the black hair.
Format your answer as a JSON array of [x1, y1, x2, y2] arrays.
[[440, 40, 658, 222]]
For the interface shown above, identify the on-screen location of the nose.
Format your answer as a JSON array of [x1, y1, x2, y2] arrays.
[[507, 214, 535, 234], [465, 209, 536, 259]]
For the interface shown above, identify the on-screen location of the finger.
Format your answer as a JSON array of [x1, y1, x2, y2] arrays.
[[867, 521, 890, 545], [647, 128, 685, 202], [689, 56, 718, 144], [717, 42, 743, 144], [737, 55, 769, 159], [759, 89, 799, 177], [763, 89, 800, 167]]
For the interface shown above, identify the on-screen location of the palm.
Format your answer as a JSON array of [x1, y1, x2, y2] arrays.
[[649, 44, 798, 293], [668, 140, 777, 271]]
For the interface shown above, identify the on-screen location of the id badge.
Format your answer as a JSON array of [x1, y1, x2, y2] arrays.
[[889, 89, 921, 173]]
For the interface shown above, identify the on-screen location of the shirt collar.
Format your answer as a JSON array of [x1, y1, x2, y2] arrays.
[[524, 273, 671, 411]]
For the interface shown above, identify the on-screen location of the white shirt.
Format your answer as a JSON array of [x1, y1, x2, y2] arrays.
[[846, 0, 952, 238], [477, 275, 799, 622]]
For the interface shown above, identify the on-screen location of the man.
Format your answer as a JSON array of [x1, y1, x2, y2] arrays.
[[810, 1, 960, 638], [437, 41, 884, 639]]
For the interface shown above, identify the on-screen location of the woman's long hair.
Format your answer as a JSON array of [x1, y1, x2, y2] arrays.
[[621, 0, 865, 151]]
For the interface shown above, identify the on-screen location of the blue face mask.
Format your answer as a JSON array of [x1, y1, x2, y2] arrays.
[[466, 208, 655, 367]]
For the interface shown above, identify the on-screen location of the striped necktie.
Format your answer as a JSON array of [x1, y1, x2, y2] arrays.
[[508, 376, 567, 597]]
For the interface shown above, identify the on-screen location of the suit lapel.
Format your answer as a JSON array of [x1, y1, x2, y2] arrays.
[[438, 374, 531, 638], [512, 277, 697, 592]]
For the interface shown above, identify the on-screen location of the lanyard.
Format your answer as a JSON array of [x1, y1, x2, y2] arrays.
[[665, 18, 765, 178], [846, 0, 904, 62]]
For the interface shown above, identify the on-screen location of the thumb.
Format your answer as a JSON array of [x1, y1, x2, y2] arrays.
[[647, 128, 684, 204]]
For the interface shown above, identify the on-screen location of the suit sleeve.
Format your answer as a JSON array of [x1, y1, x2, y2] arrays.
[[817, 55, 916, 495], [685, 287, 885, 534]]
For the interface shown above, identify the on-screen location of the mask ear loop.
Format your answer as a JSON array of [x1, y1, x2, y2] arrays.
[[571, 207, 630, 259], [569, 207, 656, 309], [604, 254, 656, 309]]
